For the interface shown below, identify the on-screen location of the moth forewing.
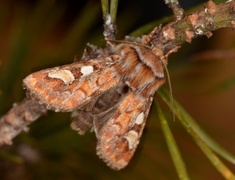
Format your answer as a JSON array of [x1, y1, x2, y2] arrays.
[[23, 56, 120, 112], [96, 92, 154, 170]]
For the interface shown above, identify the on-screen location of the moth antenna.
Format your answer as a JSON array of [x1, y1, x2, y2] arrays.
[[106, 39, 152, 50], [161, 61, 175, 122]]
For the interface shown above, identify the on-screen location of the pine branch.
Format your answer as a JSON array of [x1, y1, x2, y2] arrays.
[[149, 0, 235, 58], [0, 98, 47, 145]]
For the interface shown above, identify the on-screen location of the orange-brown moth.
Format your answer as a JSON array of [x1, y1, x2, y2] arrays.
[[23, 27, 167, 170]]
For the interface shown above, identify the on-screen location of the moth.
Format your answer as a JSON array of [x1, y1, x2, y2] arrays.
[[23, 33, 167, 170]]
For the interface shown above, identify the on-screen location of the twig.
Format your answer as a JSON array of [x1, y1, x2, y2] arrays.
[[101, 0, 118, 45], [0, 98, 47, 146], [149, 0, 235, 58], [164, 0, 184, 20]]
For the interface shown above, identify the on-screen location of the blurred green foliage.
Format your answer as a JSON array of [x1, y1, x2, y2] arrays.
[[0, 0, 235, 179]]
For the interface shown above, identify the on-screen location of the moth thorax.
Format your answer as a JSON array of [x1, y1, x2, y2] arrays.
[[115, 44, 165, 96]]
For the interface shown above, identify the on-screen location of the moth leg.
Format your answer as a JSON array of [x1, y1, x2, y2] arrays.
[[81, 43, 110, 61]]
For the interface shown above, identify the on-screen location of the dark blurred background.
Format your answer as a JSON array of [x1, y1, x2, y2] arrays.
[[1, 0, 235, 179]]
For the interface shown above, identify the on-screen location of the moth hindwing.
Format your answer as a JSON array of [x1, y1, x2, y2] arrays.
[[23, 43, 165, 170]]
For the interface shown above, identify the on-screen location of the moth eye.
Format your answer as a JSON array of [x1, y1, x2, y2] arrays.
[[122, 84, 129, 94]]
